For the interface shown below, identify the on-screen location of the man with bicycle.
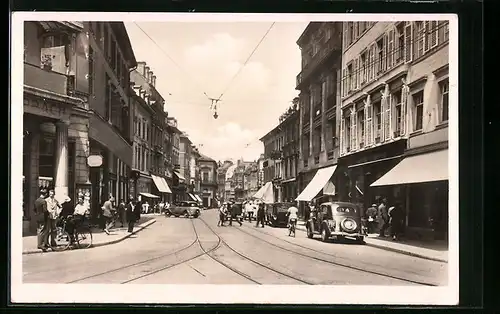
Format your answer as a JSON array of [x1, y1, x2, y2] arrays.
[[286, 202, 299, 236], [65, 196, 89, 243]]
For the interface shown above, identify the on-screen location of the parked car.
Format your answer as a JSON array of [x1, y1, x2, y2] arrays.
[[166, 201, 200, 218], [266, 202, 289, 227], [306, 202, 365, 243]]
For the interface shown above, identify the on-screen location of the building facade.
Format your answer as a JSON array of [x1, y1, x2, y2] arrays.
[[242, 162, 259, 200], [174, 132, 192, 202], [217, 160, 234, 202], [340, 20, 450, 240], [295, 22, 343, 217], [197, 154, 218, 208], [166, 117, 183, 203], [23, 21, 93, 234], [190, 145, 201, 195]]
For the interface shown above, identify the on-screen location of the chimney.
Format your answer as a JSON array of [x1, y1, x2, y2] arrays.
[[152, 75, 156, 87], [136, 62, 146, 76], [148, 71, 153, 84], [144, 66, 150, 78]]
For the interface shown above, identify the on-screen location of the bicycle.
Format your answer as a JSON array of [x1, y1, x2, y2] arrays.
[[53, 216, 93, 251], [288, 218, 297, 237]]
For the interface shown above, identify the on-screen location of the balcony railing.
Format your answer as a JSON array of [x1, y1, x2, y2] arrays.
[[24, 62, 71, 96], [296, 37, 342, 89]]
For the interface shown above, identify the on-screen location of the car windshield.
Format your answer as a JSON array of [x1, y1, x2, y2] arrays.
[[335, 206, 357, 214]]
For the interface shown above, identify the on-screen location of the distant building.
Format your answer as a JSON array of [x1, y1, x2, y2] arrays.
[[197, 154, 218, 207], [242, 161, 259, 199], [217, 160, 234, 201]]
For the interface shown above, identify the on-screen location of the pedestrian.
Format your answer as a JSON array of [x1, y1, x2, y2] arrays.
[[126, 196, 137, 233], [45, 189, 61, 249], [365, 203, 378, 234], [217, 203, 227, 227], [378, 197, 389, 237], [389, 202, 404, 241], [101, 196, 116, 235], [256, 203, 265, 228], [245, 201, 254, 222], [34, 189, 49, 252], [117, 199, 126, 228]]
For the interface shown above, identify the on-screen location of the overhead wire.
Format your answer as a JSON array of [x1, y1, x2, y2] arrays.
[[216, 22, 276, 102], [133, 22, 212, 100]]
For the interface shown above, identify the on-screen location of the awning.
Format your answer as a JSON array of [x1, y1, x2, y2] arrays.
[[371, 149, 448, 187], [174, 170, 186, 182], [187, 193, 198, 202], [194, 194, 203, 203], [140, 192, 160, 199], [159, 176, 172, 194], [151, 175, 170, 193], [296, 165, 338, 202], [252, 181, 274, 204]]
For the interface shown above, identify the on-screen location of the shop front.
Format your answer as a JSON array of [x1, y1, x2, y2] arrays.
[[338, 139, 407, 212], [371, 148, 448, 241], [23, 91, 90, 235]]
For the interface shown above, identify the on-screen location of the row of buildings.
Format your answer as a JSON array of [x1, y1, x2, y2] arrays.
[[259, 20, 450, 241], [22, 21, 218, 235]]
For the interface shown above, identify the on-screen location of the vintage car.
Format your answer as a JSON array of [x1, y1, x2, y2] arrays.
[[266, 202, 289, 227], [306, 202, 365, 243], [228, 201, 243, 218], [166, 201, 200, 218]]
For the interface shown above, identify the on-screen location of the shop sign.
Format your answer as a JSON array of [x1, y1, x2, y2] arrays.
[[24, 97, 69, 120], [87, 155, 103, 167]]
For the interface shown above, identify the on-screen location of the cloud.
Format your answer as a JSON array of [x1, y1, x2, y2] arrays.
[[189, 122, 262, 162]]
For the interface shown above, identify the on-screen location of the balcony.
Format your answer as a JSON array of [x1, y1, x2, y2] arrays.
[[296, 37, 342, 89], [200, 179, 217, 186], [24, 62, 72, 96]]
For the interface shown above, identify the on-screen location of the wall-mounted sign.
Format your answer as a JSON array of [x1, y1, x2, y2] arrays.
[[87, 155, 103, 167]]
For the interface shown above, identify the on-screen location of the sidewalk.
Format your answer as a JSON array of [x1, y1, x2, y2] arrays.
[[295, 220, 448, 263], [23, 216, 157, 255]]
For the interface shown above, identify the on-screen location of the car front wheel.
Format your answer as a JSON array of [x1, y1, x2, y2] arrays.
[[321, 228, 329, 242]]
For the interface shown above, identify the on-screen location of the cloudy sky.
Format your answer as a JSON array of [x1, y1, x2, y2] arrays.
[[124, 21, 308, 162]]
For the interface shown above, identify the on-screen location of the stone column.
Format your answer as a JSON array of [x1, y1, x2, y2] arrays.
[[54, 121, 69, 199]]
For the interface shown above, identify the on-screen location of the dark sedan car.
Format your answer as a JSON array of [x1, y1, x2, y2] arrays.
[[266, 202, 290, 227], [306, 202, 365, 243]]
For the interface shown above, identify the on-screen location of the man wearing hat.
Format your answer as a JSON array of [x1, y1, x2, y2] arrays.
[[34, 189, 49, 251]]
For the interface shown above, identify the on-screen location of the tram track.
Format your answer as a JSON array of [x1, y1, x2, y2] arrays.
[[234, 224, 439, 286]]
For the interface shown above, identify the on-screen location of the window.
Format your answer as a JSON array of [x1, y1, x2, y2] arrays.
[[376, 37, 385, 74], [347, 63, 353, 93], [396, 23, 405, 64], [326, 118, 336, 152], [414, 21, 425, 59], [386, 29, 395, 69], [345, 116, 351, 151], [105, 75, 110, 120], [404, 22, 413, 63], [348, 22, 354, 45], [360, 52, 367, 85], [439, 79, 449, 122], [413, 91, 424, 131], [392, 90, 402, 135], [428, 21, 438, 48], [110, 38, 117, 69], [369, 44, 376, 81], [373, 101, 382, 139]]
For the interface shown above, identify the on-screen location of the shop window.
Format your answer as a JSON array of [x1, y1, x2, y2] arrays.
[[439, 78, 449, 122], [39, 138, 55, 178], [413, 91, 424, 131]]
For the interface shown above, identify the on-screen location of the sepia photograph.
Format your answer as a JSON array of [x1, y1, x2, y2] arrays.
[[11, 12, 458, 305]]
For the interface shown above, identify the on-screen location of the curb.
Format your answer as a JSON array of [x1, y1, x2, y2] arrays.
[[294, 223, 447, 263], [22, 219, 157, 255]]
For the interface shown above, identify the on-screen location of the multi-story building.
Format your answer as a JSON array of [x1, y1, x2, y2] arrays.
[[242, 162, 259, 200], [260, 100, 300, 204], [174, 132, 192, 202], [295, 22, 343, 216], [257, 154, 265, 189], [190, 145, 201, 195], [165, 116, 181, 202], [23, 21, 93, 234], [217, 160, 234, 201], [339, 20, 450, 240], [85, 22, 137, 219], [197, 154, 218, 208], [130, 61, 172, 201]]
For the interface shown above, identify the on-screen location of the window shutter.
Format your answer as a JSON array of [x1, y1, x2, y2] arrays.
[[369, 45, 375, 81], [354, 58, 359, 90], [404, 22, 413, 63], [400, 83, 409, 136], [388, 29, 394, 69], [424, 21, 430, 53], [380, 91, 386, 141], [388, 94, 393, 139], [365, 97, 372, 146], [382, 34, 387, 72], [342, 68, 347, 97], [351, 108, 357, 150], [340, 115, 345, 155]]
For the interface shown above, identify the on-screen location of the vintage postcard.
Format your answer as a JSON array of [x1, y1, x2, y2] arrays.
[[11, 12, 458, 305]]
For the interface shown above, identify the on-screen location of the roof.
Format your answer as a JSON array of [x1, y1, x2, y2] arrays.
[[198, 154, 216, 163], [110, 22, 137, 68], [259, 110, 298, 142], [296, 22, 322, 47]]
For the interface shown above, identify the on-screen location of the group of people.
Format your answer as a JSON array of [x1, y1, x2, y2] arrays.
[[140, 200, 171, 214], [34, 188, 89, 252], [365, 197, 405, 241], [100, 195, 143, 234], [217, 200, 267, 228]]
